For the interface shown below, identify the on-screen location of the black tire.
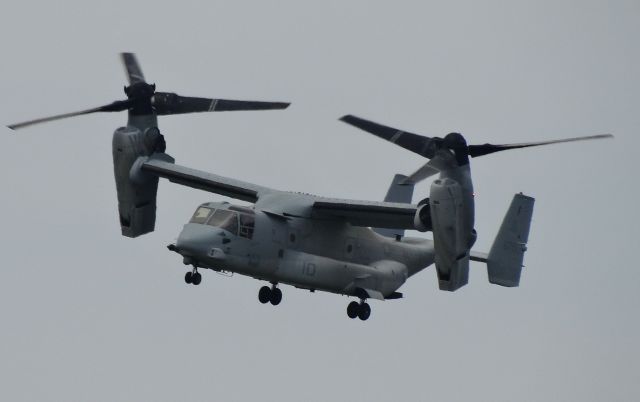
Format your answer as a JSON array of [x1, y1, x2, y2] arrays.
[[192, 272, 202, 285], [270, 287, 282, 306], [184, 271, 193, 284], [358, 303, 371, 321], [258, 286, 271, 304], [347, 301, 359, 319]]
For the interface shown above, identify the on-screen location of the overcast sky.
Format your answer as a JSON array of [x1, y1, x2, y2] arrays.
[[0, 1, 638, 401]]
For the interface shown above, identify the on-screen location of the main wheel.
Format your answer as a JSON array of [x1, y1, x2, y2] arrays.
[[358, 303, 371, 321], [258, 286, 271, 304], [270, 287, 282, 306], [347, 301, 359, 319], [184, 271, 193, 284], [192, 272, 202, 285]]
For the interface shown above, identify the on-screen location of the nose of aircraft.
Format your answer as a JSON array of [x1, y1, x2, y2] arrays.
[[176, 223, 225, 257]]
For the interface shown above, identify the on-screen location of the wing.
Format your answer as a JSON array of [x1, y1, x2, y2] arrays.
[[142, 156, 417, 229], [141, 157, 274, 202], [312, 198, 417, 229]]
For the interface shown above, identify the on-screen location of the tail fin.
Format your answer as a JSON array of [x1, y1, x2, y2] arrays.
[[373, 174, 414, 238], [486, 193, 535, 287]]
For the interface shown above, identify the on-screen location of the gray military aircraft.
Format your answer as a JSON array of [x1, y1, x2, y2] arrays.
[[9, 54, 613, 321]]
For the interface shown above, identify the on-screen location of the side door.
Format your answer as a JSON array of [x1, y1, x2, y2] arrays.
[[238, 212, 260, 268]]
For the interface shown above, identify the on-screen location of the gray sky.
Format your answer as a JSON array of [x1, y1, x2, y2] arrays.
[[1, 1, 638, 401]]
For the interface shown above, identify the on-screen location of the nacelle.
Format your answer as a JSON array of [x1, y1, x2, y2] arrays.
[[112, 125, 171, 238], [429, 178, 469, 291]]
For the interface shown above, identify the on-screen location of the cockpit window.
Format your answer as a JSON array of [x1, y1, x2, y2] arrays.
[[190, 207, 213, 224], [206, 209, 239, 235]]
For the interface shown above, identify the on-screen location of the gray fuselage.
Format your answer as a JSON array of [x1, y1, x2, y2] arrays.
[[174, 200, 435, 299]]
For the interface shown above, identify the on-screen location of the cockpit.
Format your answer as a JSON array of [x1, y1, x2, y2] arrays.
[[189, 205, 255, 239]]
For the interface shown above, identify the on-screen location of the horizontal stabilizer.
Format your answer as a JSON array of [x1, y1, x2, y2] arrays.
[[469, 251, 488, 262], [487, 193, 535, 287]]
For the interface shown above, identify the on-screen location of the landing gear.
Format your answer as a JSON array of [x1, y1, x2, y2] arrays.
[[258, 286, 271, 304], [347, 300, 371, 321], [358, 302, 371, 321], [347, 301, 359, 319], [185, 268, 202, 285], [258, 284, 282, 305], [270, 287, 282, 305]]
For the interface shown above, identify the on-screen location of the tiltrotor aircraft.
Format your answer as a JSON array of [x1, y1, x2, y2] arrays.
[[9, 54, 613, 321]]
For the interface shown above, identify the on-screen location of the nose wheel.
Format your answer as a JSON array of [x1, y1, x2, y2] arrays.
[[258, 284, 282, 306], [184, 268, 202, 285], [347, 300, 371, 321]]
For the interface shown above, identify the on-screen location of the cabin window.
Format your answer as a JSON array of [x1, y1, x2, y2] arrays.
[[206, 209, 239, 235], [190, 207, 213, 224], [239, 213, 255, 239]]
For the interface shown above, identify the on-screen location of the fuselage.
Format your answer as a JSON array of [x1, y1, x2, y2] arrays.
[[174, 200, 435, 298]]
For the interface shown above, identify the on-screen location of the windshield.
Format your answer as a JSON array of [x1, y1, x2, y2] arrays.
[[190, 207, 212, 224], [206, 209, 239, 235]]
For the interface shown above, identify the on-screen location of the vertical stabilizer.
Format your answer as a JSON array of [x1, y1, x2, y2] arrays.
[[374, 174, 414, 238], [487, 193, 535, 287]]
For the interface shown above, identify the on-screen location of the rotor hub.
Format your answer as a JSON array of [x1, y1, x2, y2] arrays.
[[443, 132, 467, 149], [123, 82, 156, 115], [124, 82, 156, 99]]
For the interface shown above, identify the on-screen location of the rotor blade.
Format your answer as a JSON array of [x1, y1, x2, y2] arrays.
[[401, 151, 457, 184], [402, 161, 440, 184], [339, 115, 442, 158], [152, 93, 290, 115], [120, 53, 146, 84], [468, 134, 614, 158], [7, 99, 132, 130]]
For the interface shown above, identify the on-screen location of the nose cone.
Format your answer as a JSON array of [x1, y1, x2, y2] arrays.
[[176, 223, 224, 257]]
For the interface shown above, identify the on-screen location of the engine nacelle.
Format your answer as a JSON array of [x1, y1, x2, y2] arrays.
[[429, 178, 469, 291], [413, 198, 432, 232], [112, 125, 172, 238]]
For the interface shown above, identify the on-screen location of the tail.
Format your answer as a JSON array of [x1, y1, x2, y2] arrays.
[[373, 174, 414, 238], [471, 193, 535, 287]]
